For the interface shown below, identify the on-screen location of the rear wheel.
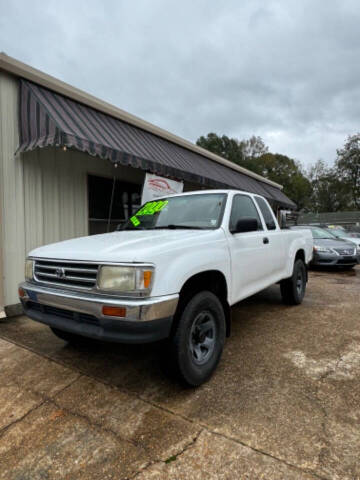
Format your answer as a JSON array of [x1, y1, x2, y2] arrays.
[[280, 259, 306, 305], [168, 291, 226, 386]]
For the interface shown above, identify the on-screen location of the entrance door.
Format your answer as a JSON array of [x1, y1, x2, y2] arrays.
[[88, 175, 141, 235]]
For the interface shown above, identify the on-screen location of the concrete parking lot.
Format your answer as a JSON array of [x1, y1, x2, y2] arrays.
[[0, 267, 359, 480]]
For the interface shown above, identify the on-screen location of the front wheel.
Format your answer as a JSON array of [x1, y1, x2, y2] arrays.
[[280, 259, 307, 305], [168, 291, 226, 386]]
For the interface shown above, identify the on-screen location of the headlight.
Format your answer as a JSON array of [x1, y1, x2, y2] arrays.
[[25, 259, 34, 280], [314, 246, 334, 254], [98, 266, 154, 294]]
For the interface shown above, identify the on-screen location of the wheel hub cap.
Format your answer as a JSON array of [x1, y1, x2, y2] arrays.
[[189, 311, 216, 365], [297, 271, 303, 296]]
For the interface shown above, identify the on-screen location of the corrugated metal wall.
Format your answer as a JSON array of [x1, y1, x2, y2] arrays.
[[0, 71, 146, 307], [0, 73, 4, 310], [0, 72, 25, 308], [23, 147, 145, 254]]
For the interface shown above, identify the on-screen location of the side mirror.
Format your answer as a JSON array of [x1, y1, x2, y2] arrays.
[[231, 217, 259, 234]]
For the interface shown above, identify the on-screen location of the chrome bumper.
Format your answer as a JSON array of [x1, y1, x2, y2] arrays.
[[19, 282, 179, 322]]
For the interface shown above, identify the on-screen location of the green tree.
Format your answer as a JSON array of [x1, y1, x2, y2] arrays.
[[239, 135, 269, 166], [335, 133, 360, 209], [196, 133, 244, 166], [196, 133, 270, 170], [196, 132, 312, 209], [308, 160, 349, 212], [253, 153, 312, 211]]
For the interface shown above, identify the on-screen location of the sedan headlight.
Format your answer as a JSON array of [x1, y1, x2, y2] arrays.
[[25, 259, 34, 280], [314, 246, 334, 254], [98, 266, 154, 294]]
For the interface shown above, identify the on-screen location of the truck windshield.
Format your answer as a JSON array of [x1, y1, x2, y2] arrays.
[[122, 193, 227, 230]]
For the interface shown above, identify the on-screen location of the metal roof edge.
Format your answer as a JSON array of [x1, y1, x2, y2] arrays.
[[0, 52, 283, 190]]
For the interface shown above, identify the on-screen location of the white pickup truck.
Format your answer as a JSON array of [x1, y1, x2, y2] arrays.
[[19, 190, 313, 386]]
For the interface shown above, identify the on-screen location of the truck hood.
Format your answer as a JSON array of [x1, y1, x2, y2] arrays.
[[29, 229, 225, 263]]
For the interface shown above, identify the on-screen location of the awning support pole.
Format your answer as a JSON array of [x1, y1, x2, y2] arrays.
[[107, 176, 116, 233]]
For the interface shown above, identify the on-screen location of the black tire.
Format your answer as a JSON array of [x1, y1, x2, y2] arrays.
[[50, 327, 96, 346], [168, 291, 226, 387], [280, 259, 307, 305]]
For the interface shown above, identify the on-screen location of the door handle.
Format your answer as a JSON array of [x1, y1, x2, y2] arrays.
[[263, 237, 269, 244]]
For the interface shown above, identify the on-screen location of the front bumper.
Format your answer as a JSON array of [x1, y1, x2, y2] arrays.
[[311, 253, 358, 267], [19, 282, 179, 344]]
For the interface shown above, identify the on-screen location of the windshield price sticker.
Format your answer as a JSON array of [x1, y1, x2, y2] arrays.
[[130, 200, 168, 226], [137, 200, 168, 216], [130, 216, 140, 226]]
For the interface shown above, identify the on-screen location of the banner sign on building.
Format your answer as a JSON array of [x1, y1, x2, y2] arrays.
[[141, 173, 183, 204]]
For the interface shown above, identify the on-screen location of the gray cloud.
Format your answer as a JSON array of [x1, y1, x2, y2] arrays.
[[1, 0, 359, 167]]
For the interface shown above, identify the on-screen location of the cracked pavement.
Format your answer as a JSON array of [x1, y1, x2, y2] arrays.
[[0, 267, 360, 479]]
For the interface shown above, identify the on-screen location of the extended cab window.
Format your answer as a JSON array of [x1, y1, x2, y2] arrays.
[[254, 197, 277, 230], [229, 195, 263, 232]]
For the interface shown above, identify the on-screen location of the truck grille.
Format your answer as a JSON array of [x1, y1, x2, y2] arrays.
[[333, 248, 356, 256], [34, 260, 99, 289]]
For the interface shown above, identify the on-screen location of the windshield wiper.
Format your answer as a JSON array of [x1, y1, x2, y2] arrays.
[[121, 225, 208, 231], [121, 226, 156, 231], [154, 225, 207, 230]]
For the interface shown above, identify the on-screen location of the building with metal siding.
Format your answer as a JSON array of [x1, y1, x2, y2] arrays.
[[0, 70, 24, 314], [0, 53, 295, 315]]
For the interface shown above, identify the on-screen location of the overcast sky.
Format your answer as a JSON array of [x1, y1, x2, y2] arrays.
[[1, 0, 359, 167]]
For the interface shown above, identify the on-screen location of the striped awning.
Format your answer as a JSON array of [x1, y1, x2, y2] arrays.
[[18, 79, 295, 208]]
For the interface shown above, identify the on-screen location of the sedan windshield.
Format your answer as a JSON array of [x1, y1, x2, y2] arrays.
[[291, 226, 335, 239], [327, 228, 347, 239], [122, 193, 227, 230], [309, 227, 336, 239]]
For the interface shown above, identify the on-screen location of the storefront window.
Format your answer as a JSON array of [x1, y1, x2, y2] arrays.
[[88, 175, 142, 235]]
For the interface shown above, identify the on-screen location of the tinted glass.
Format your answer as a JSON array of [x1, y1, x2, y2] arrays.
[[291, 226, 336, 239], [122, 193, 227, 230], [327, 228, 347, 238], [88, 175, 141, 234], [310, 228, 336, 239], [229, 195, 263, 232], [254, 197, 276, 230]]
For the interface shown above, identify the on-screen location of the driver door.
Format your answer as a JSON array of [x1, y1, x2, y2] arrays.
[[227, 194, 272, 304]]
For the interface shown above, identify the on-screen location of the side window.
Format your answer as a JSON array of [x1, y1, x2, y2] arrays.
[[254, 197, 277, 230], [229, 195, 263, 232]]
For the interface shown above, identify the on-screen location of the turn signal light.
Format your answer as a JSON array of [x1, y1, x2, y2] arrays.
[[18, 287, 26, 298], [102, 306, 126, 317], [143, 270, 152, 289]]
